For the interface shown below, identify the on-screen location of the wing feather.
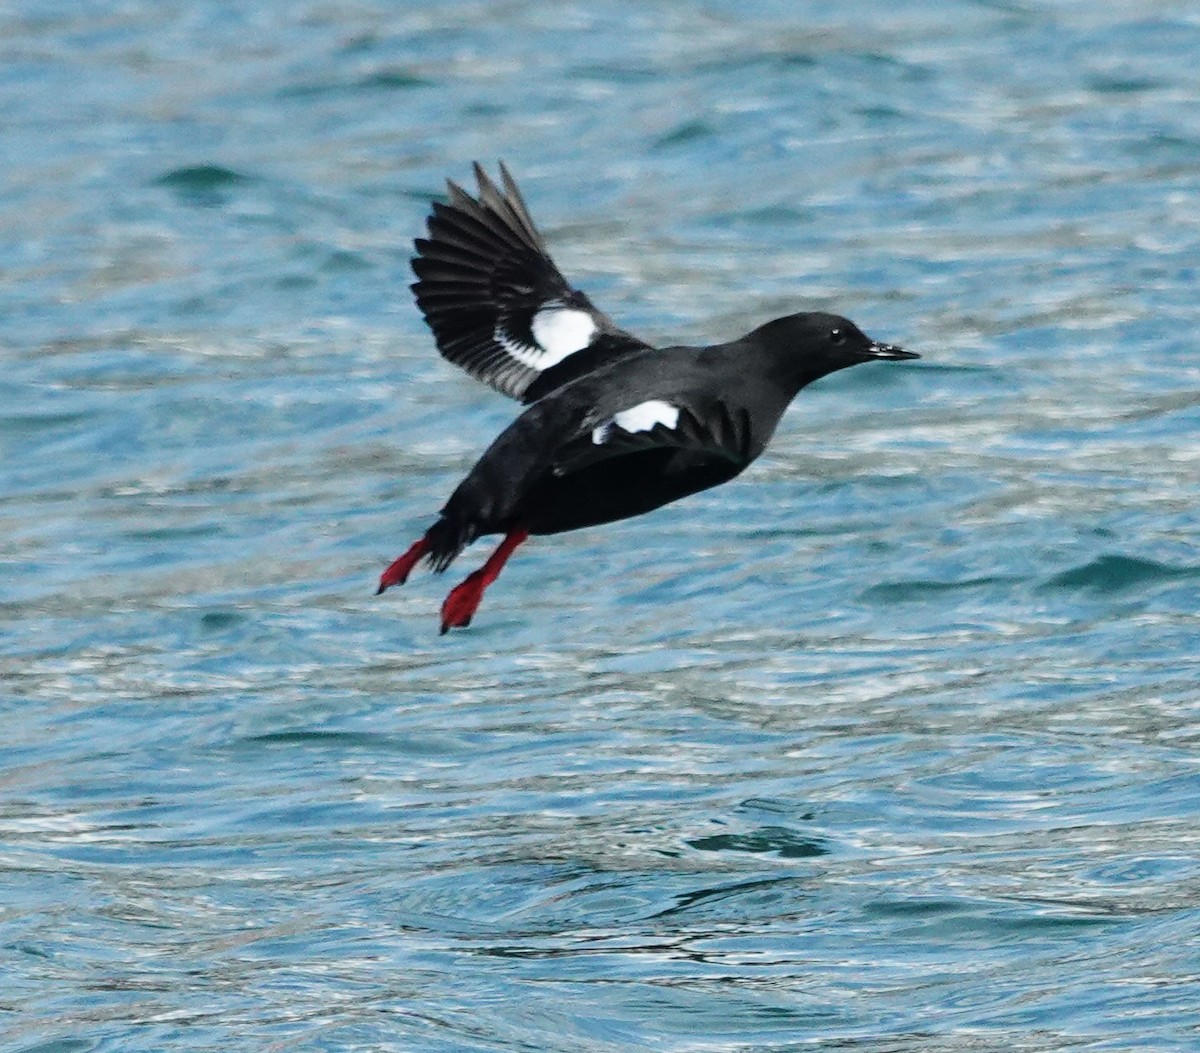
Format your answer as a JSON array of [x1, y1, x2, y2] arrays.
[[552, 398, 757, 478], [410, 162, 652, 403]]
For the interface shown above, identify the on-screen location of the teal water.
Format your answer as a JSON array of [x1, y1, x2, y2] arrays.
[[4, 1, 1200, 1050]]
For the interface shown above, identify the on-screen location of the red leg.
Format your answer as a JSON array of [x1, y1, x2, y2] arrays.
[[376, 537, 429, 595], [439, 529, 529, 634]]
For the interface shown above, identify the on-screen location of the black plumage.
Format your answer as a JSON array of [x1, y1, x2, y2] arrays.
[[380, 163, 920, 632]]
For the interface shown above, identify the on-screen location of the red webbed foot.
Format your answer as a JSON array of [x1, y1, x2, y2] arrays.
[[438, 529, 528, 634], [439, 568, 489, 633], [376, 537, 429, 594]]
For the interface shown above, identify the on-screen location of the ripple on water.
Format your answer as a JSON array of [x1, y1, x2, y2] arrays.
[[687, 827, 830, 860], [1042, 553, 1200, 594], [6, 0, 1200, 1050]]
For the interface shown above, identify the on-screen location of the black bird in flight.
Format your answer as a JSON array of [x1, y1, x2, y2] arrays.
[[378, 163, 919, 632]]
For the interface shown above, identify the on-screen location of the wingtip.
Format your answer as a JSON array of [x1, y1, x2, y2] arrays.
[[472, 160, 495, 195], [443, 178, 478, 213], [498, 159, 529, 216]]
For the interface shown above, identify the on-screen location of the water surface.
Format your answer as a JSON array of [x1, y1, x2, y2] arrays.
[[3, 1, 1200, 1050]]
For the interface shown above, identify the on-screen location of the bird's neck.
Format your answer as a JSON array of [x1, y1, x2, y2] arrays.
[[743, 342, 831, 398]]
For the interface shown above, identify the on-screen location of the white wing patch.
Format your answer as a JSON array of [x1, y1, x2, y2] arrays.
[[495, 306, 597, 372], [531, 307, 597, 363], [592, 399, 680, 444]]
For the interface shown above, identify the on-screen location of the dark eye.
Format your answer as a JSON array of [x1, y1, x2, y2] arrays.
[[829, 328, 847, 345]]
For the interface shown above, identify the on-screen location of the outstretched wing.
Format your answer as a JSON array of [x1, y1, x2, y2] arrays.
[[410, 162, 652, 404], [552, 396, 758, 478]]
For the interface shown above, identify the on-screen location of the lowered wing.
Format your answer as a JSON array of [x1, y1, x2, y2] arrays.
[[552, 396, 757, 478]]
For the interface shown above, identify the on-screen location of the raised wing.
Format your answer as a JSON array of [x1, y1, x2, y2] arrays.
[[410, 162, 652, 404], [552, 397, 757, 477]]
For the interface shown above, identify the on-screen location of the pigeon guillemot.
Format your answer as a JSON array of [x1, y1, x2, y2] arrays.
[[378, 163, 919, 633]]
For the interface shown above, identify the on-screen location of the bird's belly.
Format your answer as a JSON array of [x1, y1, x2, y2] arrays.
[[517, 449, 744, 535]]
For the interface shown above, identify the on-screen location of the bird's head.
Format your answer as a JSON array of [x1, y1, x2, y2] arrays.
[[750, 311, 919, 388]]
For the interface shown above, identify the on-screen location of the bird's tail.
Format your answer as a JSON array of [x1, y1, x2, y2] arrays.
[[423, 516, 478, 572], [376, 516, 479, 595]]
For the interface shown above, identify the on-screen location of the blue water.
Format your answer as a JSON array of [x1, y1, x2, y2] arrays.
[[4, 1, 1200, 1049]]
